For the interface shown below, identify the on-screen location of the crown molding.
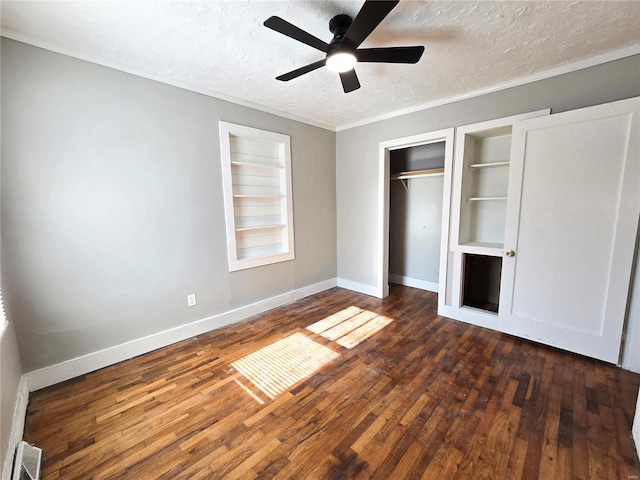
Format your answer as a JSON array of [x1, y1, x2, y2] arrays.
[[335, 44, 640, 131], [0, 28, 336, 132], [2, 28, 638, 133]]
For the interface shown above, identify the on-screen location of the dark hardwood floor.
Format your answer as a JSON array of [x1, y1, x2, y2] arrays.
[[23, 285, 640, 479]]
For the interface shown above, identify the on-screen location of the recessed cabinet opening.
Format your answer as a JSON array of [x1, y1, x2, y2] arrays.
[[462, 254, 502, 314]]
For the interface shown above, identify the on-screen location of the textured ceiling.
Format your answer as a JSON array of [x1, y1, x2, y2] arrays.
[[1, 1, 639, 130]]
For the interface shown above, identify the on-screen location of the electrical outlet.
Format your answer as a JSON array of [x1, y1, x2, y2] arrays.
[[187, 294, 197, 307]]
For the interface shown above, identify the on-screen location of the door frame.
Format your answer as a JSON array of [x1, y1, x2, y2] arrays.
[[376, 128, 455, 299]]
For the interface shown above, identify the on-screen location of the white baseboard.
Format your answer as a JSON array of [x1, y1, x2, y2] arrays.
[[26, 278, 337, 392], [1, 376, 29, 480], [620, 335, 640, 374], [620, 254, 640, 373], [388, 274, 439, 293], [336, 278, 381, 298], [292, 278, 337, 300]]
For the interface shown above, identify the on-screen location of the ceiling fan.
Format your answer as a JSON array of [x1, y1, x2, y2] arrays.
[[264, 0, 425, 93]]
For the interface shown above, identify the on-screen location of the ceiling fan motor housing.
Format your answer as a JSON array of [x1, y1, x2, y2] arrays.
[[329, 14, 354, 50], [327, 14, 357, 72]]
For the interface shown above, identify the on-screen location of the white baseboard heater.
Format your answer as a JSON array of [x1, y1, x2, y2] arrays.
[[12, 441, 41, 480]]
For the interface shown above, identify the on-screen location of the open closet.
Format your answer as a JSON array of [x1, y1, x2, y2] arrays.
[[388, 142, 446, 293]]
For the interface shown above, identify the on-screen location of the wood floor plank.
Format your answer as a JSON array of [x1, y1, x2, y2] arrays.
[[22, 285, 640, 479]]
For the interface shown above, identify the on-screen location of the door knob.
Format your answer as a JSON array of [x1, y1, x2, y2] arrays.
[[505, 250, 516, 257]]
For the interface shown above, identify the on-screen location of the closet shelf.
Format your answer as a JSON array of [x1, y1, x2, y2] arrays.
[[468, 161, 510, 169], [390, 167, 444, 180]]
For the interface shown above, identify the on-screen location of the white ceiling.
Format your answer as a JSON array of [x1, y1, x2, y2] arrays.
[[1, 1, 639, 130]]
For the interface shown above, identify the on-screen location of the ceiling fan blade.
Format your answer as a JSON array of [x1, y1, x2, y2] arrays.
[[276, 59, 326, 81], [264, 16, 330, 52], [343, 0, 399, 48], [339, 70, 361, 93], [356, 46, 425, 64]]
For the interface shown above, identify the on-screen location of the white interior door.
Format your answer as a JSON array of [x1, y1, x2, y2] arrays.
[[499, 97, 640, 363]]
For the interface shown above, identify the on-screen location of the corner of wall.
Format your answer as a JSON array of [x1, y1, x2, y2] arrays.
[[336, 278, 382, 298]]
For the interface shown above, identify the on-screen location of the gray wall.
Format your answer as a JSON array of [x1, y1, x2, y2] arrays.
[[1, 39, 336, 372], [336, 54, 640, 369]]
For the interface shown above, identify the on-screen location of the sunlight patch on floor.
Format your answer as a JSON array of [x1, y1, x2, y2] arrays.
[[335, 314, 393, 349], [307, 306, 394, 349], [306, 305, 363, 334], [234, 378, 265, 405], [231, 332, 339, 399]]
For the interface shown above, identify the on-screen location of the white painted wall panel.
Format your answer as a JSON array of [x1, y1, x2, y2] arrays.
[[510, 115, 628, 333]]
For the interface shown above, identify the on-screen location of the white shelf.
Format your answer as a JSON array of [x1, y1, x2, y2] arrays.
[[231, 161, 283, 170], [236, 245, 285, 261], [462, 241, 503, 249], [467, 196, 507, 202], [458, 242, 504, 257], [233, 194, 284, 198], [469, 161, 510, 169], [229, 150, 280, 161], [236, 224, 285, 232]]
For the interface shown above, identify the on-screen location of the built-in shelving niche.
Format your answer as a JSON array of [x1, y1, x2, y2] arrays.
[[459, 127, 512, 249], [447, 111, 550, 316], [219, 122, 294, 271]]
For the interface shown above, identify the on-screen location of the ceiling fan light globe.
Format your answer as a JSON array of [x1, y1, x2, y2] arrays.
[[326, 51, 357, 73]]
